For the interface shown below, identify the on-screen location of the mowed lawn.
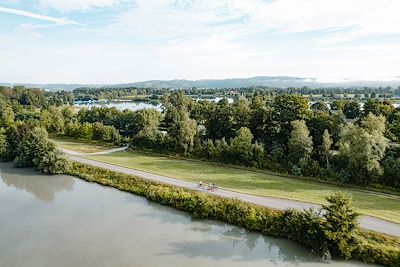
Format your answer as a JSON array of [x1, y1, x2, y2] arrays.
[[52, 138, 117, 154], [84, 150, 400, 224]]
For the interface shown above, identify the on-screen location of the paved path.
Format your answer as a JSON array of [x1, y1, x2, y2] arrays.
[[60, 146, 128, 156], [65, 151, 400, 237]]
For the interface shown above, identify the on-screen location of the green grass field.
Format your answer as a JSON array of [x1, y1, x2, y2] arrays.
[[82, 150, 400, 224], [52, 138, 116, 154]]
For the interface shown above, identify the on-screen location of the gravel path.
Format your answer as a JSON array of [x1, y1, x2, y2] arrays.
[[65, 150, 400, 237]]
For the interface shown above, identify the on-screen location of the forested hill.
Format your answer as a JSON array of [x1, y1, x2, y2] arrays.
[[112, 76, 318, 88], [2, 76, 400, 90]]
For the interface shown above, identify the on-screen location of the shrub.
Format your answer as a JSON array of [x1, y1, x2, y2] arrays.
[[35, 148, 71, 174], [13, 127, 70, 174]]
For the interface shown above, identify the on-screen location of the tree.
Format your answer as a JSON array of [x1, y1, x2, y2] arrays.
[[229, 127, 254, 164], [330, 100, 345, 111], [79, 122, 93, 140], [338, 114, 388, 184], [14, 127, 50, 167], [273, 94, 310, 146], [206, 99, 235, 139], [322, 192, 359, 258], [381, 154, 400, 188], [168, 109, 197, 154], [134, 109, 161, 134], [311, 101, 329, 113], [40, 107, 65, 134], [14, 127, 70, 174], [288, 120, 313, 163], [0, 106, 14, 128], [249, 95, 279, 148], [321, 129, 332, 169], [363, 99, 393, 118], [343, 101, 360, 119], [0, 128, 8, 160], [232, 96, 251, 131], [190, 100, 213, 125]]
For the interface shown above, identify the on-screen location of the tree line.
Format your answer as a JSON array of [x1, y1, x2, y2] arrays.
[[1, 86, 400, 188]]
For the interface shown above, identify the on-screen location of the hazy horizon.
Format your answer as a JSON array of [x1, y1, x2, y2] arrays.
[[1, 1, 400, 84]]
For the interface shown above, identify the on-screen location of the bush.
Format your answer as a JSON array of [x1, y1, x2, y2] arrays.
[[13, 127, 70, 174], [36, 148, 71, 174]]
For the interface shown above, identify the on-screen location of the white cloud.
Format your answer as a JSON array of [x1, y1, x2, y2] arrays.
[[1, 0, 400, 83], [0, 6, 79, 24], [319, 45, 400, 51], [164, 0, 400, 43], [39, 0, 133, 12]]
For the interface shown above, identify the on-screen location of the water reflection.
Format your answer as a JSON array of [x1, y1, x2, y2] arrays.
[[162, 221, 322, 264], [0, 165, 378, 267], [0, 163, 74, 202], [74, 101, 163, 112]]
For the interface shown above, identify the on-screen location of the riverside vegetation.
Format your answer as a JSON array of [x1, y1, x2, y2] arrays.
[[69, 163, 400, 267], [1, 86, 400, 266], [2, 86, 400, 189]]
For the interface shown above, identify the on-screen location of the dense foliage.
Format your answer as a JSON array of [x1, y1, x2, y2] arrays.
[[0, 87, 71, 174], [2, 86, 400, 188], [69, 163, 400, 266]]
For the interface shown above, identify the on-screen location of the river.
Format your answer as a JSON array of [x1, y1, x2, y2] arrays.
[[0, 162, 379, 267]]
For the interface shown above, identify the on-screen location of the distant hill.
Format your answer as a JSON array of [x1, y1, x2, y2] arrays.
[[0, 83, 102, 91], [111, 76, 319, 89], [2, 76, 400, 90]]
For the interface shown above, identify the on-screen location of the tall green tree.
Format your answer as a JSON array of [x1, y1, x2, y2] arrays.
[[168, 109, 197, 154], [338, 114, 388, 184], [321, 129, 333, 169], [322, 192, 359, 258], [232, 96, 251, 131], [273, 94, 309, 145], [0, 128, 8, 160], [288, 120, 313, 163], [229, 127, 254, 164], [0, 106, 14, 128]]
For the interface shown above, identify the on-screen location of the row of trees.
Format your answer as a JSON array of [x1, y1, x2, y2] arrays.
[[128, 92, 399, 188], [1, 86, 400, 188], [72, 84, 400, 101]]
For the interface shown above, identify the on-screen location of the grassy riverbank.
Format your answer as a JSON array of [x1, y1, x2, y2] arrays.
[[68, 163, 400, 267], [85, 150, 400, 224], [53, 138, 400, 223]]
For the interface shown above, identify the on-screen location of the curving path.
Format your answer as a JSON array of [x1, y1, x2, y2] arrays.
[[60, 146, 129, 156], [63, 148, 400, 237]]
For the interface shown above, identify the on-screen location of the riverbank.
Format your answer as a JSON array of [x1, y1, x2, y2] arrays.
[[70, 155, 400, 237], [67, 162, 400, 267], [52, 138, 400, 224], [84, 150, 400, 224]]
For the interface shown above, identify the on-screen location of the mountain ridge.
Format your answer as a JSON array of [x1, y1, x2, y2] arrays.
[[2, 76, 400, 90]]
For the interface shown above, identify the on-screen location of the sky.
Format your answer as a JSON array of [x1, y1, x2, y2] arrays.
[[1, 0, 400, 84]]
